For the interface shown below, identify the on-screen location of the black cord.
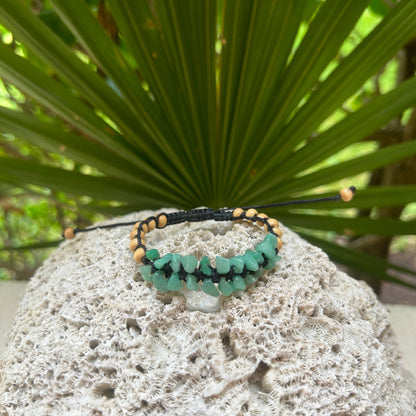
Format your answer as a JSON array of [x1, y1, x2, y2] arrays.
[[67, 187, 356, 236], [232, 186, 356, 211]]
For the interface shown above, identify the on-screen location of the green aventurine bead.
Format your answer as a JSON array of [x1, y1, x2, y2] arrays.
[[140, 265, 153, 282], [154, 253, 173, 269], [264, 255, 281, 270], [182, 255, 198, 273], [170, 254, 182, 273], [201, 279, 219, 297], [231, 275, 246, 291], [218, 277, 233, 296], [264, 233, 278, 248], [244, 251, 259, 271], [167, 273, 183, 291], [254, 268, 263, 278], [186, 274, 199, 291], [152, 270, 168, 292], [255, 241, 276, 259], [200, 256, 212, 276], [146, 249, 160, 261], [230, 256, 245, 274], [247, 249, 263, 264], [244, 274, 257, 286], [216, 256, 230, 274]]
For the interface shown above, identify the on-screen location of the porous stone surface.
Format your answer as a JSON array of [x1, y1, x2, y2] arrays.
[[1, 210, 415, 416]]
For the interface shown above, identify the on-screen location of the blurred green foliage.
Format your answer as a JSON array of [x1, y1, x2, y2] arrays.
[[0, 0, 415, 289]]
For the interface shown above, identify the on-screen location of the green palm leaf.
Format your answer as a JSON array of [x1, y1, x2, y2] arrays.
[[0, 0, 415, 287], [300, 232, 416, 290]]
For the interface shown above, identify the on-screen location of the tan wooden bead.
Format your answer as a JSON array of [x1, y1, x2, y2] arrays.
[[157, 214, 168, 228], [147, 218, 156, 231], [256, 213, 268, 226], [277, 237, 283, 250], [273, 227, 283, 238], [340, 187, 354, 202], [246, 208, 258, 219], [64, 227, 75, 239], [233, 208, 244, 219], [133, 221, 141, 231], [141, 238, 146, 246], [129, 230, 137, 240], [268, 218, 279, 228], [129, 238, 139, 252], [134, 248, 146, 263]]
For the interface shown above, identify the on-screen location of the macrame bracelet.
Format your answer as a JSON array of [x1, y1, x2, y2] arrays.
[[63, 186, 356, 297], [127, 208, 283, 297]]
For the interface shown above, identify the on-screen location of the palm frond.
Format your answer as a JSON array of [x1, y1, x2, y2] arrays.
[[0, 0, 415, 286]]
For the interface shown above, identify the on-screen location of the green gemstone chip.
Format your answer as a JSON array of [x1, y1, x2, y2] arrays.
[[182, 255, 198, 273], [140, 265, 153, 282], [216, 256, 230, 274], [264, 233, 278, 248], [186, 274, 199, 291], [167, 272, 183, 291], [218, 277, 233, 296], [255, 241, 276, 259], [247, 249, 263, 264], [231, 275, 246, 292], [200, 256, 212, 276], [264, 255, 281, 270], [201, 279, 219, 297], [243, 251, 259, 272], [254, 268, 263, 278], [170, 254, 182, 273], [152, 270, 169, 292], [244, 274, 257, 286], [154, 253, 173, 269], [146, 249, 160, 261], [230, 256, 245, 274]]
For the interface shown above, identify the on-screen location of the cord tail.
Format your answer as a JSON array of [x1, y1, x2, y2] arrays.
[[62, 186, 356, 239], [238, 186, 356, 210]]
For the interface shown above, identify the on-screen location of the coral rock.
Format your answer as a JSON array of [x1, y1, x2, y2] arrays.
[[1, 210, 415, 415]]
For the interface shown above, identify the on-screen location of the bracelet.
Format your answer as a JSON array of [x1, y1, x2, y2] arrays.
[[63, 187, 356, 298], [128, 208, 283, 297]]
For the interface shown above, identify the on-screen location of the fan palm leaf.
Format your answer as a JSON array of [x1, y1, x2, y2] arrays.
[[0, 0, 416, 287]]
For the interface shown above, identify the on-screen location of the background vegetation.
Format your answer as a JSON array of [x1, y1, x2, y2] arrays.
[[0, 0, 415, 294]]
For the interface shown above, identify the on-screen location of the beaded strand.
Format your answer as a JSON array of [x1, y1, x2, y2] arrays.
[[127, 208, 282, 297], [62, 187, 356, 297]]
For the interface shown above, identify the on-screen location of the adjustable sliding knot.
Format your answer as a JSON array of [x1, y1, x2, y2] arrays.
[[129, 208, 283, 297]]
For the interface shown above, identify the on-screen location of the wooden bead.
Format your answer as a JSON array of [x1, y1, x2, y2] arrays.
[[147, 218, 156, 231], [273, 227, 283, 238], [268, 218, 279, 228], [233, 208, 244, 219], [64, 228, 75, 239], [129, 238, 139, 251], [133, 221, 141, 231], [256, 213, 268, 226], [277, 237, 283, 250], [129, 230, 137, 240], [340, 187, 354, 202], [157, 214, 168, 228], [246, 208, 258, 219], [139, 223, 148, 233], [134, 248, 146, 263]]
